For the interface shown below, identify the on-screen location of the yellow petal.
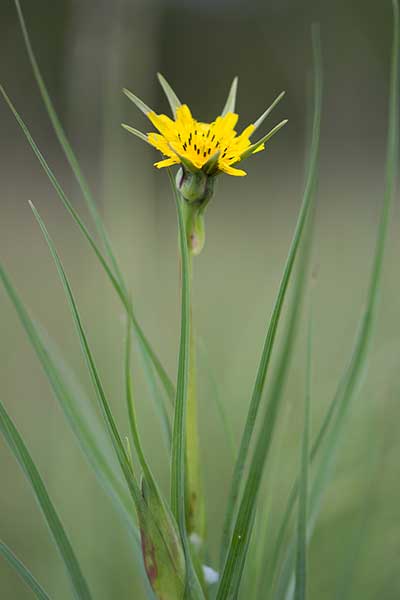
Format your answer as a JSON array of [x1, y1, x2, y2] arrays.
[[220, 164, 247, 176], [154, 157, 179, 169], [147, 112, 175, 137]]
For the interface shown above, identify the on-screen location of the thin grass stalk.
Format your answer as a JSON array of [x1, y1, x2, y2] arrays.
[[219, 27, 323, 569], [0, 541, 52, 600], [275, 3, 399, 596], [294, 311, 312, 600], [1, 5, 175, 407], [0, 400, 92, 600], [215, 27, 322, 600]]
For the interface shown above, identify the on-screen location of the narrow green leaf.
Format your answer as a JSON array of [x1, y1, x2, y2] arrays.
[[0, 85, 175, 410], [254, 187, 316, 597], [9, 1, 176, 412], [0, 400, 92, 600], [294, 313, 312, 600], [0, 541, 51, 600], [121, 123, 149, 143], [157, 73, 182, 116], [198, 339, 235, 460], [125, 320, 159, 487], [221, 77, 239, 116], [123, 88, 153, 116], [219, 29, 322, 576], [252, 91, 286, 132], [136, 336, 172, 450], [276, 6, 399, 596], [0, 264, 139, 539], [240, 119, 288, 160], [167, 170, 204, 600], [28, 202, 190, 599], [29, 201, 142, 508], [12, 0, 124, 288]]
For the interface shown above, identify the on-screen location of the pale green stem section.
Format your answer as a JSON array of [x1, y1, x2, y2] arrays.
[[185, 255, 206, 541]]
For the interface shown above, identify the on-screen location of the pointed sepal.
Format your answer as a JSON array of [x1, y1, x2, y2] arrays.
[[123, 88, 153, 116], [221, 76, 239, 116], [121, 123, 149, 143], [157, 73, 182, 117], [253, 91, 286, 132], [240, 119, 288, 160]]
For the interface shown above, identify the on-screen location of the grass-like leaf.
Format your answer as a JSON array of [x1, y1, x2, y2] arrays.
[[0, 400, 92, 600], [0, 85, 175, 415], [29, 201, 142, 508], [12, 0, 123, 287], [28, 201, 190, 599], [136, 336, 172, 450], [0, 541, 51, 600], [254, 188, 316, 597], [0, 265, 140, 542], [275, 3, 399, 596], [219, 26, 323, 575], [221, 77, 239, 116], [10, 0, 176, 410], [294, 313, 312, 600]]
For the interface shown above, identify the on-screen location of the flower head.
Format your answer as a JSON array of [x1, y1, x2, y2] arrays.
[[122, 75, 287, 254], [147, 104, 259, 177], [122, 74, 287, 192]]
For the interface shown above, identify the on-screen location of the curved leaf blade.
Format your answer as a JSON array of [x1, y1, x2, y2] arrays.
[[0, 541, 51, 600], [0, 401, 92, 600]]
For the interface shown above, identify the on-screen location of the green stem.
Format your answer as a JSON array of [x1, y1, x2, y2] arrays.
[[180, 202, 206, 542]]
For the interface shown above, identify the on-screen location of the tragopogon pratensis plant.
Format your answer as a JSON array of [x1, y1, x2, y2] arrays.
[[0, 1, 399, 599]]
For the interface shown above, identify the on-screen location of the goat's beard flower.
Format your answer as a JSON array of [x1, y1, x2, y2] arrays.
[[122, 74, 287, 252], [147, 105, 260, 177]]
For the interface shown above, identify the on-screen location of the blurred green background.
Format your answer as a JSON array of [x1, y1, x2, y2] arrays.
[[1, 0, 400, 598]]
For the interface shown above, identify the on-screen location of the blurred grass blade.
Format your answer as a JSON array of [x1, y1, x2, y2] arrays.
[[253, 91, 286, 132], [9, 1, 175, 411], [125, 320, 159, 486], [276, 5, 399, 596], [219, 27, 323, 572], [157, 73, 182, 116], [13, 0, 124, 287], [0, 85, 175, 411], [137, 336, 172, 450], [28, 203, 187, 599], [198, 338, 235, 460], [0, 541, 51, 600], [168, 170, 205, 600], [0, 265, 139, 541], [28, 202, 142, 509], [294, 313, 312, 600], [0, 400, 92, 600], [221, 77, 239, 116], [255, 194, 316, 596]]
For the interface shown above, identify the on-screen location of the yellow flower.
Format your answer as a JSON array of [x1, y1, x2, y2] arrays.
[[147, 105, 259, 177], [122, 74, 287, 181]]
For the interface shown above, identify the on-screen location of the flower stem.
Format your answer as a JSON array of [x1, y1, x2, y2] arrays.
[[181, 202, 206, 544]]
